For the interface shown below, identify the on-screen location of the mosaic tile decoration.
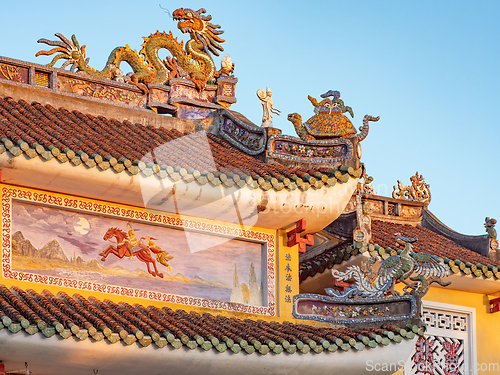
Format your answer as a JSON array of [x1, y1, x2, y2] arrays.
[[219, 111, 267, 155], [292, 293, 417, 324], [267, 134, 353, 165]]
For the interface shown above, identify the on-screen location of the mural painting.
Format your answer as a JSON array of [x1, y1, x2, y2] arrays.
[[10, 200, 266, 307]]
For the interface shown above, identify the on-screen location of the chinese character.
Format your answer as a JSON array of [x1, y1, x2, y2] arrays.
[[413, 337, 434, 375], [286, 273, 292, 281], [285, 253, 292, 261], [443, 341, 460, 375], [284, 295, 291, 303], [285, 285, 292, 293], [285, 263, 292, 272]]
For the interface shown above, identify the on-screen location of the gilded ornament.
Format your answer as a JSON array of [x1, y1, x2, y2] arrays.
[[392, 171, 431, 203], [36, 8, 229, 93]]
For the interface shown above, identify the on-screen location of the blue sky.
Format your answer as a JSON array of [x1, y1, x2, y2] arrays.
[[1, 1, 499, 235]]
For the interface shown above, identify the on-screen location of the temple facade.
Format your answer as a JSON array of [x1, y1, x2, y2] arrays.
[[0, 7, 498, 375]]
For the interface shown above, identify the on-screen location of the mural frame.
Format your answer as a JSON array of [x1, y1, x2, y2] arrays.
[[1, 185, 276, 316]]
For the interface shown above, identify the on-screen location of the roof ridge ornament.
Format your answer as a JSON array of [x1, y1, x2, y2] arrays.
[[287, 90, 379, 141], [392, 171, 431, 203], [326, 235, 450, 298], [485, 217, 499, 257], [257, 87, 281, 128], [36, 7, 227, 93]]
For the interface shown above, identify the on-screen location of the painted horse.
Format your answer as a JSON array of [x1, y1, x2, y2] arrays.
[[101, 227, 166, 278]]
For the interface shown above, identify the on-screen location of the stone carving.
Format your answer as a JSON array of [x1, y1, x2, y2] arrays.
[[359, 174, 374, 195], [0, 63, 27, 83], [257, 87, 281, 127], [485, 217, 499, 253], [287, 90, 379, 141], [37, 8, 227, 93], [217, 55, 235, 77], [326, 235, 450, 298], [311, 303, 390, 318], [485, 217, 497, 239], [273, 140, 347, 159], [392, 171, 431, 203], [60, 78, 146, 107]]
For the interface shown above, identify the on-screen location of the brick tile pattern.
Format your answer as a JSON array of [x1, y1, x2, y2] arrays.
[[299, 220, 500, 282], [0, 96, 361, 191], [370, 220, 500, 267]]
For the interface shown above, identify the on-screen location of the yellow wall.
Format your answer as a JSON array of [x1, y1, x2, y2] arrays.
[[392, 285, 500, 375], [277, 229, 299, 320]]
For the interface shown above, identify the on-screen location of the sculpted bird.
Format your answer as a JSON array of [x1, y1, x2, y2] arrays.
[[377, 234, 450, 296], [327, 234, 451, 298]]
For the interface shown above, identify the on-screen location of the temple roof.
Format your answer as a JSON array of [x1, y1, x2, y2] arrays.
[[0, 284, 419, 355], [370, 220, 500, 267], [299, 219, 500, 282], [0, 96, 359, 192]]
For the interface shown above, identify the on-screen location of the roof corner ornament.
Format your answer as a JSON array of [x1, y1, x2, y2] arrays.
[[485, 217, 498, 254], [326, 234, 450, 299], [358, 173, 374, 196], [392, 171, 431, 203], [287, 90, 379, 141], [257, 87, 281, 128]]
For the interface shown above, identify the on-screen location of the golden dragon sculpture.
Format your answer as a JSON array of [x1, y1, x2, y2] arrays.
[[36, 8, 229, 93]]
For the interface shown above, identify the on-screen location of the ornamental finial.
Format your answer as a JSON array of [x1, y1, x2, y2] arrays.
[[392, 171, 431, 203], [257, 87, 281, 127]]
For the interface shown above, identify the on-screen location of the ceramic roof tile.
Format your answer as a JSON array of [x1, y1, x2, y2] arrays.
[[299, 240, 352, 281], [0, 284, 420, 354], [0, 96, 360, 191], [370, 220, 500, 267], [299, 220, 500, 282]]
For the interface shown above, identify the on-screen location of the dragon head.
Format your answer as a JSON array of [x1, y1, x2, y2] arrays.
[[172, 8, 225, 56]]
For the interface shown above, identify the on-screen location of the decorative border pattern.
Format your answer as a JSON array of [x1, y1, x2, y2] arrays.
[[267, 134, 353, 164], [292, 293, 417, 324], [219, 111, 267, 155], [1, 186, 276, 316]]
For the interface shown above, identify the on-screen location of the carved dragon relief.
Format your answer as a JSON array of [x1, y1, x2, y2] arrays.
[[36, 8, 229, 93]]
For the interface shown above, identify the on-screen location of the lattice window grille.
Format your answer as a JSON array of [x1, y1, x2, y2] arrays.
[[422, 310, 467, 332]]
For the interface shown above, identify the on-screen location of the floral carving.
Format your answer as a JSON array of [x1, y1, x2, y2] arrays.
[[311, 304, 390, 318]]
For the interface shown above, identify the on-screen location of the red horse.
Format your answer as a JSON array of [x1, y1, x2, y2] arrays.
[[101, 227, 166, 278]]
